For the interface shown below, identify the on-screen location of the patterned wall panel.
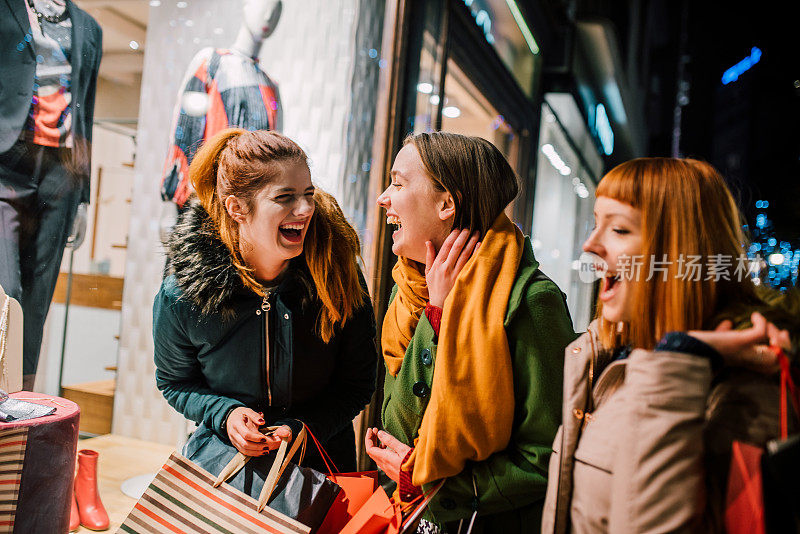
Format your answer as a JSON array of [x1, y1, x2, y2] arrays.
[[112, 0, 384, 445]]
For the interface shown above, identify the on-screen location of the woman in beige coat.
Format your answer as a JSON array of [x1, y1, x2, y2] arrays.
[[542, 158, 799, 534]]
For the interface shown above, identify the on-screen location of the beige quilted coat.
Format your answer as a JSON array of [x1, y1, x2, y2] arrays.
[[542, 322, 787, 534]]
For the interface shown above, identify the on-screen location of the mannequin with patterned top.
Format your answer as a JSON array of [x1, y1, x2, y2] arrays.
[[159, 0, 284, 237]]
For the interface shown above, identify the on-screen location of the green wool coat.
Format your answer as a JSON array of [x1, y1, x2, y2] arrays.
[[382, 238, 577, 531]]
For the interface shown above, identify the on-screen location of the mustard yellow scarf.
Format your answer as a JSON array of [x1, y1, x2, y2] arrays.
[[382, 213, 523, 486]]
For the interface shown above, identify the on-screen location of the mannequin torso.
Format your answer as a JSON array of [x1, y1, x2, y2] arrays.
[[160, 0, 284, 209]]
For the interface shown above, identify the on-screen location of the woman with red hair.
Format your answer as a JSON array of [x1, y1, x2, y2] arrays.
[[153, 128, 377, 475], [542, 158, 799, 533]]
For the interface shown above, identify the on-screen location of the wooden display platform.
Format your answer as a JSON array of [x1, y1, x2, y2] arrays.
[[52, 273, 125, 311], [62, 379, 116, 435], [74, 434, 175, 533]]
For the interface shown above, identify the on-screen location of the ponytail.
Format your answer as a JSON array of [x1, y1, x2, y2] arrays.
[[187, 128, 366, 342], [189, 127, 265, 296]]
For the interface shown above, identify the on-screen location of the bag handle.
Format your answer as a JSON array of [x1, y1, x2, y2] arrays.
[[304, 423, 340, 476], [773, 347, 800, 440], [212, 424, 308, 512], [398, 480, 445, 533]]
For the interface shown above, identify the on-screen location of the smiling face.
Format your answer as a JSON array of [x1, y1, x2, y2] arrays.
[[376, 144, 454, 264], [582, 196, 643, 323], [231, 161, 315, 280]]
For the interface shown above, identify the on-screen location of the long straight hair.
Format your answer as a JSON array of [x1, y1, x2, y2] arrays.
[[595, 157, 798, 350], [189, 128, 364, 342]]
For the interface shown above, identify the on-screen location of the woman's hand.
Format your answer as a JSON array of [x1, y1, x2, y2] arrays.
[[225, 407, 292, 456], [689, 312, 792, 373], [365, 427, 411, 483], [425, 229, 480, 308]]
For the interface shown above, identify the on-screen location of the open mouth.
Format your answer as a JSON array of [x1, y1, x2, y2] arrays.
[[279, 222, 305, 243], [600, 273, 621, 301], [387, 215, 402, 237]]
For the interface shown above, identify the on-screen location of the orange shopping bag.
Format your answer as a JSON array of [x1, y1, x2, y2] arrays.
[[725, 440, 765, 534], [316, 470, 381, 533], [307, 427, 386, 534], [306, 425, 442, 534], [338, 485, 403, 534], [338, 482, 443, 534], [725, 348, 800, 534]]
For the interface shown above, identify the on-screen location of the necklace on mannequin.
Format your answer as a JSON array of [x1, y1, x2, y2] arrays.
[[26, 0, 68, 24]]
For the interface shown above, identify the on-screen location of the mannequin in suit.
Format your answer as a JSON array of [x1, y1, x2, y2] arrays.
[[160, 0, 283, 213], [0, 0, 102, 390]]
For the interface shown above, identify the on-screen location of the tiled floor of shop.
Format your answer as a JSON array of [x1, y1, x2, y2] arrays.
[[74, 434, 174, 533]]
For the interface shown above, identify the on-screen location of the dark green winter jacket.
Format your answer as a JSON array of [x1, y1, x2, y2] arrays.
[[153, 200, 378, 472]]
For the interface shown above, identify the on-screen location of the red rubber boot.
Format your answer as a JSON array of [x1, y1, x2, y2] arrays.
[[75, 449, 109, 531], [69, 490, 80, 531]]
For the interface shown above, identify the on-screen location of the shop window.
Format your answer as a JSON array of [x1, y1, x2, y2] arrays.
[[439, 58, 518, 166], [531, 105, 597, 331], [412, 33, 443, 135], [460, 0, 540, 97]]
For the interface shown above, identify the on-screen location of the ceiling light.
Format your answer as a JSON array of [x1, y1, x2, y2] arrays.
[[505, 0, 539, 54], [429, 95, 440, 105], [417, 82, 433, 94], [129, 40, 140, 50], [541, 144, 571, 176], [443, 106, 461, 118]]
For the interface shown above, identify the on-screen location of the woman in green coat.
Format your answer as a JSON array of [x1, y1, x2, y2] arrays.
[[365, 132, 576, 533]]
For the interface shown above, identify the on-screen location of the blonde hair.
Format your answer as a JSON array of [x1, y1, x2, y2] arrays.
[[189, 128, 364, 342]]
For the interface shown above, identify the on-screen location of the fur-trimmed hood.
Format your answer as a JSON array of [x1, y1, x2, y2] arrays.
[[165, 199, 250, 317]]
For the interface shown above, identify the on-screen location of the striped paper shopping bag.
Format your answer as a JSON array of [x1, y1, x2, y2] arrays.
[[119, 452, 310, 534], [0, 428, 27, 533]]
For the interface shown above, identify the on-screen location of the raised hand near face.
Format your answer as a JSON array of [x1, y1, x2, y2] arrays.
[[425, 228, 480, 308]]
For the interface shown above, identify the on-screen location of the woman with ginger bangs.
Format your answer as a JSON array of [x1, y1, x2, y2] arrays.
[[365, 132, 576, 533], [153, 128, 377, 475], [541, 158, 799, 533]]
